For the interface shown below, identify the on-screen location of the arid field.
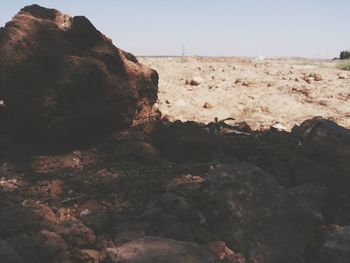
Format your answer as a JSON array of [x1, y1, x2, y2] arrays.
[[140, 57, 350, 130], [2, 4, 350, 263]]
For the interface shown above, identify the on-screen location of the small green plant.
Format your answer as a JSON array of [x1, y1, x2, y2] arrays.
[[340, 50, 350, 60], [337, 59, 350, 71]]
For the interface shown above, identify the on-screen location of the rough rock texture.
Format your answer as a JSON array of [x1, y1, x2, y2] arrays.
[[0, 4, 158, 145], [319, 226, 350, 263], [1, 115, 350, 262], [0, 240, 24, 263], [102, 236, 218, 263], [36, 230, 70, 263], [292, 116, 350, 145], [291, 117, 350, 194], [201, 163, 325, 263], [55, 219, 96, 248]]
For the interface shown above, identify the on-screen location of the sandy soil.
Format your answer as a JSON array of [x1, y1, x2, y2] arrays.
[[140, 56, 350, 130]]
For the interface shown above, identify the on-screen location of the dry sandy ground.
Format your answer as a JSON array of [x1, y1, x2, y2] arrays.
[[140, 56, 350, 130]]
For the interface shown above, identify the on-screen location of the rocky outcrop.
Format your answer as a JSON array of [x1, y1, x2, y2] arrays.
[[0, 4, 158, 145], [201, 163, 325, 263]]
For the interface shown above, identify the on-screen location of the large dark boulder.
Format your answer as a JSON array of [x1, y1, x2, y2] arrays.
[[291, 117, 350, 194], [0, 5, 158, 145], [201, 163, 325, 263]]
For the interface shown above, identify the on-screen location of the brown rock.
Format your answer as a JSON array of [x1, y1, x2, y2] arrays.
[[81, 211, 110, 234], [186, 76, 203, 86], [0, 4, 158, 145], [37, 230, 70, 263], [206, 241, 246, 263], [103, 236, 218, 263], [291, 117, 350, 193], [291, 117, 350, 145], [114, 230, 146, 246], [0, 204, 56, 238], [310, 72, 323, 81], [201, 163, 325, 263], [203, 102, 213, 109], [241, 81, 252, 87], [56, 220, 96, 248], [234, 78, 243, 84], [304, 77, 313, 84], [205, 241, 226, 260], [72, 248, 100, 263], [165, 174, 204, 200], [303, 72, 323, 83]]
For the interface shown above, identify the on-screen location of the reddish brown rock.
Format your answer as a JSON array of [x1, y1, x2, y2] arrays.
[[56, 220, 96, 248], [0, 4, 158, 145]]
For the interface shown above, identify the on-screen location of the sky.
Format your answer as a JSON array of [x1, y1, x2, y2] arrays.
[[0, 1, 349, 58]]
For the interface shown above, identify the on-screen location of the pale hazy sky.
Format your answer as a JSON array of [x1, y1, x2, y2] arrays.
[[1, 1, 349, 58]]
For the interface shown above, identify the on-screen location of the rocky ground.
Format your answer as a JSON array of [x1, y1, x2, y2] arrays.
[[1, 116, 350, 263], [140, 56, 350, 130], [1, 4, 350, 263]]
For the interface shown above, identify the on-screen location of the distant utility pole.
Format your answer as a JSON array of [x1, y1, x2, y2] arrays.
[[181, 45, 186, 62]]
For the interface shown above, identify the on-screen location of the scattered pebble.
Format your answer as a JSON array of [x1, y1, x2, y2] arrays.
[[303, 72, 323, 83], [186, 76, 203, 86], [235, 78, 243, 84], [203, 102, 213, 109], [338, 74, 347, 79], [242, 81, 253, 87]]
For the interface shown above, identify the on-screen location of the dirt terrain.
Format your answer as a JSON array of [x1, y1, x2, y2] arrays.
[[140, 56, 350, 130], [1, 4, 350, 263]]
